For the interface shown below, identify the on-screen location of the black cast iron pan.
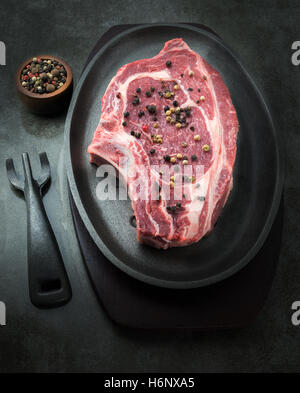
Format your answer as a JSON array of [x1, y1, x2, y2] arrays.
[[65, 23, 284, 289]]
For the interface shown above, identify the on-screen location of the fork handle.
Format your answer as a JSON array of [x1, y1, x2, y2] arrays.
[[25, 185, 72, 308]]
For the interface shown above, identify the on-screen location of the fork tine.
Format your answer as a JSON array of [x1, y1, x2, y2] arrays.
[[6, 158, 25, 191], [37, 152, 51, 188], [22, 152, 35, 188]]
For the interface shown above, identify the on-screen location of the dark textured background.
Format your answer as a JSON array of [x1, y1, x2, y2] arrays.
[[0, 0, 299, 373]]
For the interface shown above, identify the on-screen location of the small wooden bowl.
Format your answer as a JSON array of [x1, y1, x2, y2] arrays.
[[16, 55, 73, 115]]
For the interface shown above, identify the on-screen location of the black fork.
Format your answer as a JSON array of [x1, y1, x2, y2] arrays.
[[6, 152, 72, 308]]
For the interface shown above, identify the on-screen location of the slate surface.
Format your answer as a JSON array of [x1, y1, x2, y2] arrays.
[[0, 0, 299, 373]]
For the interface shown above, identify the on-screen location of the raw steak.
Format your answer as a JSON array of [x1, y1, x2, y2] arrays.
[[88, 38, 239, 249]]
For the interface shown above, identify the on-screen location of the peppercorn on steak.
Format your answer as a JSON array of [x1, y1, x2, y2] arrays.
[[88, 38, 239, 249]]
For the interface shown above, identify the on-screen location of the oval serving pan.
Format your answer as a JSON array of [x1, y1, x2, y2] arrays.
[[65, 24, 284, 289]]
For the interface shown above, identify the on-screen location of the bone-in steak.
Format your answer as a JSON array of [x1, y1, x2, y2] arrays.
[[88, 38, 239, 249]]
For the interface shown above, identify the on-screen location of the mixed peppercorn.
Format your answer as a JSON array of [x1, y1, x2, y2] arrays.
[[20, 57, 67, 94], [120, 62, 210, 196]]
